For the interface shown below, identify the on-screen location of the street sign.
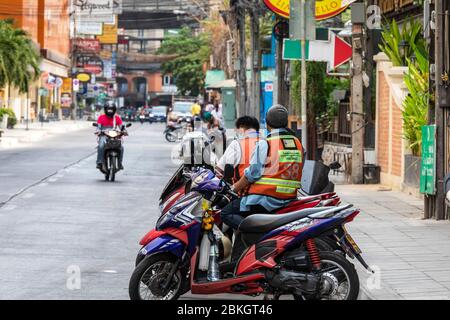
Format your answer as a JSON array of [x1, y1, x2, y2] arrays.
[[420, 125, 437, 195], [282, 31, 352, 71], [73, 79, 80, 92], [283, 39, 310, 60]]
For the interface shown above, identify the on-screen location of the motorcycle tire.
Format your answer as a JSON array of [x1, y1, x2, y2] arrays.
[[135, 251, 145, 267], [294, 251, 360, 300], [165, 131, 177, 143], [110, 156, 117, 182], [129, 253, 184, 301]]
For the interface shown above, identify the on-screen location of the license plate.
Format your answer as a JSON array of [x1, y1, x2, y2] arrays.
[[342, 226, 362, 254]]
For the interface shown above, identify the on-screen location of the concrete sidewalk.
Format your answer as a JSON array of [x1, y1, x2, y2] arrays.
[[338, 184, 450, 300], [0, 120, 92, 149]]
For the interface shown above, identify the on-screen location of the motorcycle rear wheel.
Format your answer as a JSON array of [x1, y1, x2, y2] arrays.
[[129, 253, 183, 300], [295, 251, 360, 300]]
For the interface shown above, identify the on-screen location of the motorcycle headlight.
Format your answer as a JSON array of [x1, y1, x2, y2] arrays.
[[108, 130, 118, 138]]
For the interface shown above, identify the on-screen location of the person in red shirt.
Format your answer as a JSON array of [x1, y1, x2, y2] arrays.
[[96, 101, 125, 170]]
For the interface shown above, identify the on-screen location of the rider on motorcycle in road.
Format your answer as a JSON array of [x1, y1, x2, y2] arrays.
[[220, 105, 304, 259], [96, 101, 125, 171]]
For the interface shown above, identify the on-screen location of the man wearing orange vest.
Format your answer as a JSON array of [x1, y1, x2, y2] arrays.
[[215, 116, 260, 183], [220, 105, 304, 231]]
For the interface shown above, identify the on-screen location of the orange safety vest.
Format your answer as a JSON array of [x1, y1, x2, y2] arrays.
[[233, 136, 259, 196], [248, 134, 303, 200]]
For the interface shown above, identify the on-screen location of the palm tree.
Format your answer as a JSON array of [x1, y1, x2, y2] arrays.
[[0, 19, 40, 96]]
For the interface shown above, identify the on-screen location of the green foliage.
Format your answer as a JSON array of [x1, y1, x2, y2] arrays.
[[0, 107, 17, 128], [402, 47, 429, 156], [157, 28, 210, 96], [379, 18, 426, 66], [0, 19, 40, 93]]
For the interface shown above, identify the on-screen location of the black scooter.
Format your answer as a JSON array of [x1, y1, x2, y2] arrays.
[[93, 123, 132, 182]]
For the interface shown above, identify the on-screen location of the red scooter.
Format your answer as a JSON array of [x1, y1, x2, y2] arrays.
[[129, 168, 370, 300]]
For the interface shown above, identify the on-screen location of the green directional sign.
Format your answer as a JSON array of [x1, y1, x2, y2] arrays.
[[420, 125, 436, 195], [282, 39, 310, 60]]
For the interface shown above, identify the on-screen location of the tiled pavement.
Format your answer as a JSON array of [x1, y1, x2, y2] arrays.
[[337, 184, 450, 300]]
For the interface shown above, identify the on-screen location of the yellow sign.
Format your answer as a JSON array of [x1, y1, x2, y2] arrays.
[[61, 78, 72, 93], [263, 0, 355, 21], [97, 20, 118, 44], [76, 73, 91, 82]]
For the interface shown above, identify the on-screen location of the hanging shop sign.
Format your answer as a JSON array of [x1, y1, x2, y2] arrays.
[[73, 79, 80, 92], [73, 38, 100, 54], [76, 73, 91, 82], [264, 0, 356, 21], [263, 0, 290, 19], [84, 64, 103, 75], [77, 22, 103, 35], [61, 93, 72, 107], [73, 0, 119, 22], [61, 78, 72, 93], [99, 50, 112, 60], [76, 55, 103, 69], [97, 20, 118, 44]]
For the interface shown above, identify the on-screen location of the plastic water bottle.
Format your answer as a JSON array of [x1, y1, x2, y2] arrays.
[[207, 242, 220, 282]]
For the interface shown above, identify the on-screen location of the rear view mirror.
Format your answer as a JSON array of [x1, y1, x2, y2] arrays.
[[126, 123, 132, 128], [223, 164, 234, 182], [92, 123, 99, 127]]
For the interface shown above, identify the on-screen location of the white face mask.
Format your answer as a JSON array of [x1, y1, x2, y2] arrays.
[[235, 129, 246, 139]]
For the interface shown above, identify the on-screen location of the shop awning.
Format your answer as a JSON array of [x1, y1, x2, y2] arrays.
[[205, 70, 226, 88], [206, 79, 236, 89]]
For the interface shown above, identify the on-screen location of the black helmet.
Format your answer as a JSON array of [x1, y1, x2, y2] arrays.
[[266, 104, 289, 129], [104, 101, 117, 118]]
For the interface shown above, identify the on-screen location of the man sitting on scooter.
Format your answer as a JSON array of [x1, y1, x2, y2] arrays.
[[215, 116, 260, 184], [220, 105, 304, 259], [96, 101, 125, 171]]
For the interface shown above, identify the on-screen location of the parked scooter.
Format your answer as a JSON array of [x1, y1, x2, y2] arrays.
[[93, 123, 132, 182], [129, 168, 371, 300], [164, 119, 190, 143]]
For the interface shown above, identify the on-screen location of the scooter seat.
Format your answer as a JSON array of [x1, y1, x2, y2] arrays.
[[238, 207, 341, 233]]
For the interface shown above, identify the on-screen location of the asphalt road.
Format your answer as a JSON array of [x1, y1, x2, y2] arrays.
[[0, 123, 181, 299]]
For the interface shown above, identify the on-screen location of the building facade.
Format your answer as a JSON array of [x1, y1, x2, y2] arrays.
[[0, 0, 71, 121]]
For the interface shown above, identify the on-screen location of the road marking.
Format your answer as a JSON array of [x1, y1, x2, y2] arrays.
[[102, 270, 118, 274]]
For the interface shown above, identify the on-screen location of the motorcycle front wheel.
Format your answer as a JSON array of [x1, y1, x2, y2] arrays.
[[165, 131, 177, 143], [129, 253, 183, 300]]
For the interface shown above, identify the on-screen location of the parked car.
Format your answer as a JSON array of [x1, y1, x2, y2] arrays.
[[167, 101, 193, 123], [149, 106, 168, 123]]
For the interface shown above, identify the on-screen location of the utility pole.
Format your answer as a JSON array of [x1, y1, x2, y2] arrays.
[[300, 0, 308, 153], [249, 8, 261, 119], [70, 0, 78, 121], [350, 1, 365, 184], [275, 18, 289, 108], [236, 2, 248, 116], [434, 0, 447, 219]]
